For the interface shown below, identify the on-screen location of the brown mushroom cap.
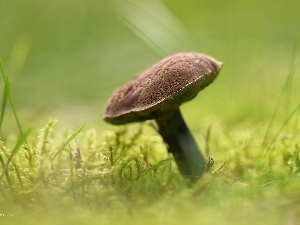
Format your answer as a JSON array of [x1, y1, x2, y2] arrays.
[[103, 52, 222, 125]]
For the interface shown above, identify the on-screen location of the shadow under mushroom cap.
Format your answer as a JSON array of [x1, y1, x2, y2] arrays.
[[104, 52, 223, 125]]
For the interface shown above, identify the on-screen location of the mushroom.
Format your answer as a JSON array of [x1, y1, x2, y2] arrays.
[[103, 52, 222, 179]]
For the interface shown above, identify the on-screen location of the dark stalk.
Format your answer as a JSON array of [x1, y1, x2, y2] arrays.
[[156, 108, 206, 179]]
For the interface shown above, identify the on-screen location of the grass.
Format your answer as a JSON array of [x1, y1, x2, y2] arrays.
[[1, 0, 300, 224], [1, 55, 300, 225], [0, 118, 300, 225]]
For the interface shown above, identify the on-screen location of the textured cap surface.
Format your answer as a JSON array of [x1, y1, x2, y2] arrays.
[[103, 52, 222, 124]]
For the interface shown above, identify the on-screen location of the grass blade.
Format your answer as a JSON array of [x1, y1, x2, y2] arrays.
[[0, 76, 11, 133], [0, 129, 31, 182], [52, 124, 85, 161], [261, 40, 299, 153], [0, 56, 24, 135], [14, 163, 24, 190], [0, 155, 15, 195], [8, 91, 23, 135], [262, 102, 300, 156], [113, 0, 194, 54], [0, 155, 12, 185], [0, 56, 6, 80]]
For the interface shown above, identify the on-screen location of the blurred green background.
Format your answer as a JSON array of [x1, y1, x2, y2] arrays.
[[0, 0, 299, 133]]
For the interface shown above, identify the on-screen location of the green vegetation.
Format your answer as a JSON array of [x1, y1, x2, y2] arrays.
[[1, 0, 300, 224]]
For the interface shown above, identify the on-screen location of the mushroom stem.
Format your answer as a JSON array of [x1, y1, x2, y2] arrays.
[[155, 108, 206, 179]]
